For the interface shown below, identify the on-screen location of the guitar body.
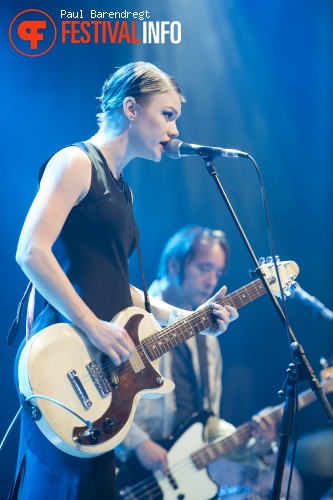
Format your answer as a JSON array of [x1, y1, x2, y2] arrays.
[[154, 422, 218, 500], [18, 307, 174, 458], [117, 412, 218, 500], [117, 366, 333, 500], [18, 261, 300, 458]]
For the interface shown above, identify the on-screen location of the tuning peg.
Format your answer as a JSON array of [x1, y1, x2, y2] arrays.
[[266, 256, 273, 263], [284, 279, 296, 296], [275, 255, 280, 262], [258, 257, 265, 266], [289, 281, 297, 291]]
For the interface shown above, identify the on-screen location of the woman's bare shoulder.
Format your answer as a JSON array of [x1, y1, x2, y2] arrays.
[[40, 145, 92, 202]]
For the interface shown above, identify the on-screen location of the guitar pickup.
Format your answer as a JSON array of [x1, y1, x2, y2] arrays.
[[68, 369, 92, 409], [129, 350, 145, 373], [86, 361, 111, 397]]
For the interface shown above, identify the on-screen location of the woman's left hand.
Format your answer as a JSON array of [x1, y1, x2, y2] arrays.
[[198, 285, 238, 336]]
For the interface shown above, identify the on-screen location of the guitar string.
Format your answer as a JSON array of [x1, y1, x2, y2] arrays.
[[122, 401, 307, 500], [74, 301, 266, 394], [119, 422, 268, 499], [71, 281, 266, 388], [69, 370, 332, 461], [118, 428, 252, 500], [119, 456, 218, 499], [75, 304, 214, 386], [55, 278, 273, 396], [33, 267, 286, 400], [117, 387, 329, 500], [73, 281, 265, 388], [122, 423, 256, 498]]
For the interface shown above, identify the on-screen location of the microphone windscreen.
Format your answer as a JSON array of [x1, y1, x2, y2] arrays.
[[164, 139, 182, 159]]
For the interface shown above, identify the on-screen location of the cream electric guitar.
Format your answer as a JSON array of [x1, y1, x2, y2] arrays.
[[18, 260, 298, 458], [116, 368, 333, 500]]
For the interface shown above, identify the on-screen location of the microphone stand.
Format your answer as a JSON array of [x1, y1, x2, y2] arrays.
[[202, 157, 333, 500]]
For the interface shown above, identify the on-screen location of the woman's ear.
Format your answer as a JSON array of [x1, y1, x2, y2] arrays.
[[123, 97, 136, 122]]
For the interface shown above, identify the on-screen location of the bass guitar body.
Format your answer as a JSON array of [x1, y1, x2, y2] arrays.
[[117, 412, 218, 500]]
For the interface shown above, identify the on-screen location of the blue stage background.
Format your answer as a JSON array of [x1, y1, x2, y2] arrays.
[[1, 1, 332, 498]]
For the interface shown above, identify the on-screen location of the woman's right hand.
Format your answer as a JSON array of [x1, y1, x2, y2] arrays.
[[85, 319, 136, 366], [15, 147, 136, 367]]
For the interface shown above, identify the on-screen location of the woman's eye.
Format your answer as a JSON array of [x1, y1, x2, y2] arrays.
[[163, 112, 173, 119]]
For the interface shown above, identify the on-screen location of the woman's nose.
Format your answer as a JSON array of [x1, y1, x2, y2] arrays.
[[168, 123, 179, 139]]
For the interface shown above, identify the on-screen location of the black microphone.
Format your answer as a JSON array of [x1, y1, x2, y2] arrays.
[[164, 139, 249, 160], [291, 282, 333, 321]]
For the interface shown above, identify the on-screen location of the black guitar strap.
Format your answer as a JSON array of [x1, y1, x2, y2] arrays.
[[196, 334, 212, 412], [123, 182, 151, 314], [7, 282, 33, 346]]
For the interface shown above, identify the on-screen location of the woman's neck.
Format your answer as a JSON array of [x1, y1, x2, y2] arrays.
[[89, 126, 132, 179]]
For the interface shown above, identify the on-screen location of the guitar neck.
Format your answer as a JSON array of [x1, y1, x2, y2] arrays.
[[142, 278, 266, 361], [191, 386, 323, 470]]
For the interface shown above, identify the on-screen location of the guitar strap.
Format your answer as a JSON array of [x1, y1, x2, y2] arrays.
[[195, 334, 212, 412], [123, 182, 151, 314], [7, 281, 34, 346]]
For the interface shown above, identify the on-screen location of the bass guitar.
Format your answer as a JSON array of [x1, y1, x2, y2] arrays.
[[18, 260, 298, 457], [117, 367, 333, 499]]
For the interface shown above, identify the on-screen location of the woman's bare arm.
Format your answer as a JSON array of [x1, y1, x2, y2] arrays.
[[16, 146, 135, 365]]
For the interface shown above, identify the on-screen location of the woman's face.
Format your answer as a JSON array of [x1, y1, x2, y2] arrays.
[[130, 89, 181, 162]]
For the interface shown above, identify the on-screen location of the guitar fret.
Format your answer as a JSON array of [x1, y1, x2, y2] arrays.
[[237, 286, 253, 304], [230, 292, 246, 308], [142, 308, 214, 361], [191, 377, 333, 471], [143, 264, 300, 363], [19, 260, 303, 457], [192, 423, 251, 469], [206, 448, 216, 460], [142, 280, 268, 362], [221, 280, 265, 310], [265, 389, 316, 425]]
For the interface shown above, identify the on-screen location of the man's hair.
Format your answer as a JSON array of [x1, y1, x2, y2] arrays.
[[157, 225, 229, 283], [97, 61, 185, 125]]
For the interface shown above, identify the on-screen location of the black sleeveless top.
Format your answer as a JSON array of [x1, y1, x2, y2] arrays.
[[36, 141, 136, 328], [11, 142, 137, 500]]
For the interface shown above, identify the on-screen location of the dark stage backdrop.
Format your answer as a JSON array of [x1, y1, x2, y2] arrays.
[[1, 1, 332, 498]]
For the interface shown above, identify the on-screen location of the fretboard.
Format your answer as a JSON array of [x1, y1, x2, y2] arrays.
[[191, 384, 328, 470], [142, 278, 266, 362]]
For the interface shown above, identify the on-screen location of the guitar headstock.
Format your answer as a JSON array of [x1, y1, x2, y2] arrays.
[[255, 257, 299, 299]]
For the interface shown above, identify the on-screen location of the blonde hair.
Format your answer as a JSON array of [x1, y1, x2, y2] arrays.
[[97, 61, 185, 124]]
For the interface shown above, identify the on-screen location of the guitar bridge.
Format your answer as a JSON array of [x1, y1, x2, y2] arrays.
[[68, 369, 92, 409], [86, 361, 111, 397]]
